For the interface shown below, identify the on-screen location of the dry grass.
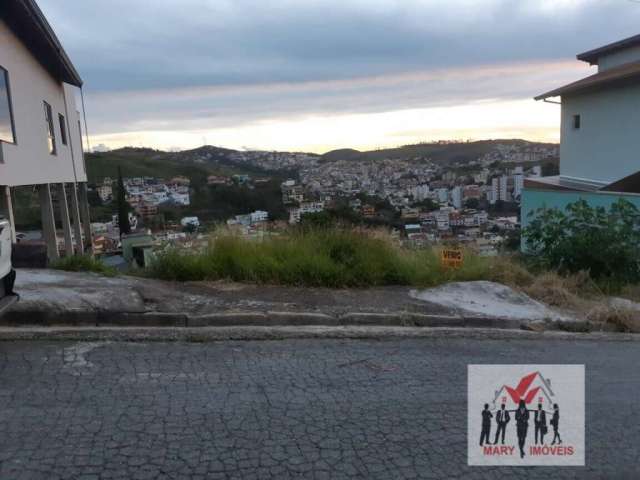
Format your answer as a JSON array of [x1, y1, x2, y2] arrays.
[[586, 304, 640, 333], [619, 284, 640, 303], [487, 259, 605, 312], [521, 271, 604, 310], [484, 257, 640, 332], [486, 255, 535, 288], [524, 274, 583, 309]]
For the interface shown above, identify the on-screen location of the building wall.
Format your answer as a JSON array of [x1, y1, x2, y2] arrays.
[[0, 19, 86, 186], [598, 45, 640, 71], [560, 84, 640, 185]]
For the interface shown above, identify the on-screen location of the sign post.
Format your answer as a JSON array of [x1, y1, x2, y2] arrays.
[[441, 248, 464, 269]]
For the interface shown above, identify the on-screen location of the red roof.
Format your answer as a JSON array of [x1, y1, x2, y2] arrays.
[[535, 61, 640, 100]]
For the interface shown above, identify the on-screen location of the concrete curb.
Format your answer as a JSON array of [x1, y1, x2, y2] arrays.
[[0, 326, 636, 343], [0, 308, 618, 333]]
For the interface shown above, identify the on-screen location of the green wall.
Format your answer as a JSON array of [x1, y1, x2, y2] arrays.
[[520, 188, 640, 250]]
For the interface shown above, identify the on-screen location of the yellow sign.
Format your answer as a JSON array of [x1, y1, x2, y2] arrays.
[[441, 248, 464, 269]]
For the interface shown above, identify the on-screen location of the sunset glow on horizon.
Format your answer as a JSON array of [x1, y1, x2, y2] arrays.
[[36, 0, 640, 153]]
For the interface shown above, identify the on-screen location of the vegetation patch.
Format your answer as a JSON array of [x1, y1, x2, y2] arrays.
[[51, 255, 117, 277], [146, 228, 492, 287], [523, 199, 640, 285]]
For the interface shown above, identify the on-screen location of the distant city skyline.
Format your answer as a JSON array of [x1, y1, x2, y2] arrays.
[[38, 0, 640, 153]]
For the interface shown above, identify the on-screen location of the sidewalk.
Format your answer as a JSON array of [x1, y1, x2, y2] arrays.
[[1, 269, 609, 332]]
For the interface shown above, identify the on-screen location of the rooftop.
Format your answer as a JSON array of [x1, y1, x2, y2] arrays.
[[535, 61, 640, 100], [2, 0, 82, 87], [577, 33, 640, 66]]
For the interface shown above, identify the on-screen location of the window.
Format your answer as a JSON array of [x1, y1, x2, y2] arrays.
[[44, 101, 56, 154], [573, 114, 581, 130], [0, 67, 16, 144], [58, 113, 67, 145]]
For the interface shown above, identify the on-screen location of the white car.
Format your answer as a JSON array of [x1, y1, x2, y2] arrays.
[[0, 217, 17, 314]]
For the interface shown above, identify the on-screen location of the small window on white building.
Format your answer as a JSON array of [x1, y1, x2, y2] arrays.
[[59, 113, 67, 145], [0, 67, 16, 144], [44, 101, 56, 155], [573, 114, 581, 130]]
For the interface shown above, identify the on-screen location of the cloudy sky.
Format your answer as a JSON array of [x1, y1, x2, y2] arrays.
[[39, 0, 640, 153]]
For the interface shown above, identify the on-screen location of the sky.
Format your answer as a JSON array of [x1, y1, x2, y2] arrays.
[[38, 0, 640, 153]]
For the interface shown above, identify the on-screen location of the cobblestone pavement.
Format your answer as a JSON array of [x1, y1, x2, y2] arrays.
[[0, 338, 638, 479]]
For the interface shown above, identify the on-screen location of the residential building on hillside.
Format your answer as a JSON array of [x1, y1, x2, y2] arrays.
[[523, 33, 640, 246], [288, 201, 324, 224], [488, 178, 499, 205], [97, 184, 113, 203], [499, 176, 510, 202], [451, 186, 463, 209], [250, 210, 268, 223], [282, 181, 305, 205], [361, 204, 375, 218], [0, 0, 92, 259]]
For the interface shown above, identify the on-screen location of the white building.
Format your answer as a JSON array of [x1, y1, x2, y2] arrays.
[[96, 184, 113, 203], [289, 202, 325, 224], [535, 34, 640, 188], [410, 184, 430, 202], [169, 192, 190, 206], [524, 33, 640, 245], [499, 175, 510, 202], [0, 0, 91, 259], [488, 177, 499, 205], [435, 211, 450, 231], [250, 210, 268, 223], [451, 186, 463, 210], [180, 216, 200, 228], [513, 174, 524, 199]]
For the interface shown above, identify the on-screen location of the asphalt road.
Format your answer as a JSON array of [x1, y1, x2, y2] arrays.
[[0, 337, 638, 479]]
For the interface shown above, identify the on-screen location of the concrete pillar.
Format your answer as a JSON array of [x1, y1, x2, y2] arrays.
[[56, 183, 74, 257], [68, 183, 84, 255], [77, 182, 93, 255], [38, 183, 59, 261], [0, 186, 16, 243]]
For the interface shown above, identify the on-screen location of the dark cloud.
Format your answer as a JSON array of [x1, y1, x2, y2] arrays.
[[40, 0, 640, 92], [34, 0, 640, 147]]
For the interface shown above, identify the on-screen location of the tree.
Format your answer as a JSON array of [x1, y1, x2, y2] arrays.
[[87, 189, 103, 207], [116, 166, 131, 237], [464, 198, 480, 209], [300, 211, 335, 230], [411, 198, 439, 211], [523, 199, 640, 282], [541, 162, 559, 177]]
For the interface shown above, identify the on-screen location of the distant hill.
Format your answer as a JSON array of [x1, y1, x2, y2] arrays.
[[86, 138, 559, 184], [85, 146, 285, 185], [321, 139, 558, 165], [320, 148, 366, 162], [85, 148, 213, 183]]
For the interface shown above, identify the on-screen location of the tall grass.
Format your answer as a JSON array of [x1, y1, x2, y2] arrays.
[[147, 229, 493, 287], [51, 255, 117, 277]]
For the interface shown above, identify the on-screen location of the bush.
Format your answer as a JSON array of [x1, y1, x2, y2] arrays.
[[146, 229, 492, 288], [523, 199, 640, 284], [51, 255, 117, 277]]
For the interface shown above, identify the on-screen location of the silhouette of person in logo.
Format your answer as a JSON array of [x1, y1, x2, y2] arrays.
[[534, 403, 547, 444], [493, 403, 510, 445], [515, 399, 530, 458], [480, 403, 493, 446], [550, 403, 562, 445]]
